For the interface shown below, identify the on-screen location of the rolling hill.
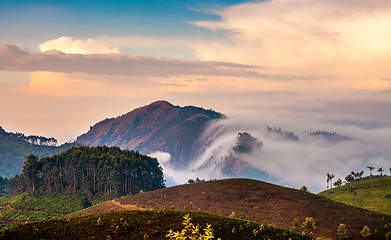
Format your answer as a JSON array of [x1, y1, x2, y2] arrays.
[[0, 126, 78, 177], [75, 178, 391, 240], [320, 177, 391, 216], [76, 100, 224, 167]]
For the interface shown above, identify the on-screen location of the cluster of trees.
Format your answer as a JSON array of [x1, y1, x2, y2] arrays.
[[326, 166, 390, 189], [0, 176, 9, 193], [8, 146, 165, 199], [0, 127, 58, 146]]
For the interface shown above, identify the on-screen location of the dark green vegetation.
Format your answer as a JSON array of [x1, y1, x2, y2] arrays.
[[77, 100, 224, 167], [0, 210, 315, 240], [77, 178, 391, 239], [321, 178, 391, 216], [0, 126, 77, 177], [10, 146, 165, 199], [0, 192, 94, 230]]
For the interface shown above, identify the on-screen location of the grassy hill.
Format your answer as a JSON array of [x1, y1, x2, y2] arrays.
[[320, 178, 391, 215], [0, 209, 315, 240], [75, 178, 391, 240], [0, 192, 96, 230]]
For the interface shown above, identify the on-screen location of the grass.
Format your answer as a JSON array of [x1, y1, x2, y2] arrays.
[[0, 210, 316, 240], [320, 178, 391, 215], [75, 178, 391, 240]]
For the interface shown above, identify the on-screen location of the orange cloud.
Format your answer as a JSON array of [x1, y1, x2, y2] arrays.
[[355, 78, 390, 91], [12, 71, 109, 97]]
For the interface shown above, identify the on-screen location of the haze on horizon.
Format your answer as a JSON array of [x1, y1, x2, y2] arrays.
[[0, 0, 390, 191]]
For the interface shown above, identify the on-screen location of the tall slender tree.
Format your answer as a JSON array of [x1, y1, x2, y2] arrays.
[[367, 166, 375, 179], [330, 173, 335, 189]]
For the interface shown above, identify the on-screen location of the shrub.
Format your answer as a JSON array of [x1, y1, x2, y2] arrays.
[[336, 223, 348, 239], [302, 217, 316, 237], [166, 214, 219, 240], [360, 225, 371, 239]]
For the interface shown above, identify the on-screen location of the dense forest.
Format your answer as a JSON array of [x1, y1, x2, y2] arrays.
[[8, 146, 165, 199], [0, 126, 78, 177]]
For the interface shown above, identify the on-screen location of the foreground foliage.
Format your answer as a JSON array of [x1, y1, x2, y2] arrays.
[[0, 210, 315, 240]]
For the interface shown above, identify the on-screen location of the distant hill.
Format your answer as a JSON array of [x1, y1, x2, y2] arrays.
[[76, 100, 224, 167], [75, 178, 391, 240], [0, 126, 77, 177], [320, 178, 391, 216], [0, 210, 314, 240]]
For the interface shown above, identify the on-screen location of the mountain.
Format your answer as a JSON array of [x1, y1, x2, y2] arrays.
[[0, 126, 77, 177], [76, 101, 224, 167], [75, 178, 391, 240], [320, 177, 391, 215]]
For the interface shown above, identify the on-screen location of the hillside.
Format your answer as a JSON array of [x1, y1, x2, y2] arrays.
[[0, 210, 315, 240], [0, 192, 95, 230], [320, 178, 391, 216], [75, 178, 391, 240], [0, 126, 77, 177], [76, 101, 224, 167]]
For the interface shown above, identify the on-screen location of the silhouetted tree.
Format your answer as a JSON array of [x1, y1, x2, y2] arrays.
[[334, 178, 343, 187], [378, 167, 384, 176], [367, 166, 375, 179]]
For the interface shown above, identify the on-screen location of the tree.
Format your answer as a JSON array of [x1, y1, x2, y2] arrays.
[[326, 173, 331, 189], [330, 173, 335, 188], [378, 167, 384, 176], [367, 166, 375, 179], [360, 225, 371, 239], [300, 185, 308, 192], [345, 174, 354, 184], [22, 154, 41, 192], [336, 223, 349, 240], [302, 217, 316, 237], [334, 178, 343, 187]]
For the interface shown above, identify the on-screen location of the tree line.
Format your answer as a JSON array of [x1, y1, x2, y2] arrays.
[[7, 146, 165, 199], [326, 166, 390, 189]]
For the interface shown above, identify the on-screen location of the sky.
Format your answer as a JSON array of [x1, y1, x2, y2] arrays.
[[1, 0, 390, 191]]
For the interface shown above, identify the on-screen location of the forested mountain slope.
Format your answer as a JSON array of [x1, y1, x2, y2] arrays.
[[0, 126, 77, 177]]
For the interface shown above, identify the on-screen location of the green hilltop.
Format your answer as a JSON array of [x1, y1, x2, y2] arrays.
[[320, 177, 391, 216]]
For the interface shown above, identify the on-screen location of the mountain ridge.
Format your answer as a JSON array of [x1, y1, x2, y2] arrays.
[[76, 100, 224, 167]]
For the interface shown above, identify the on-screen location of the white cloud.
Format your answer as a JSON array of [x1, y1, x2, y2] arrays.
[[179, 117, 391, 192], [39, 36, 120, 54]]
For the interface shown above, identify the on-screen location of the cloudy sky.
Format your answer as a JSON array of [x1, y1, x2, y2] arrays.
[[1, 1, 390, 149]]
